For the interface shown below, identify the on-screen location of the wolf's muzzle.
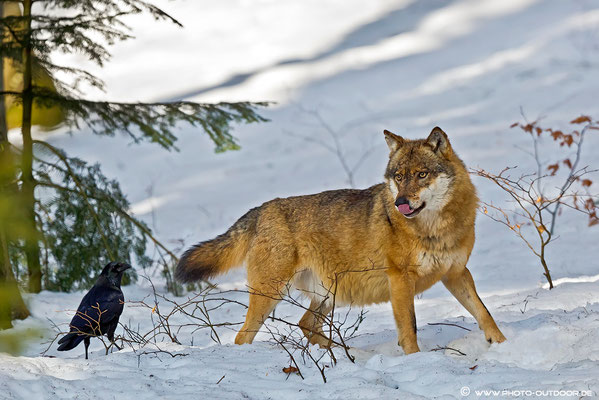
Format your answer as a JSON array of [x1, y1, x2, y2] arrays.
[[395, 197, 409, 207]]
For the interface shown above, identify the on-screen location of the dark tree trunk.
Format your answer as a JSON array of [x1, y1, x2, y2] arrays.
[[0, 228, 31, 328], [0, 1, 31, 329], [0, 3, 7, 142], [20, 0, 42, 293]]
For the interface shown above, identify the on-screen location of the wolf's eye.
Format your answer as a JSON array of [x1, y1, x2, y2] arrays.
[[394, 174, 403, 182], [418, 171, 428, 179]]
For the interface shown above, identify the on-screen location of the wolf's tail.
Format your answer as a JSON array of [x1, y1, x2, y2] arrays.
[[175, 207, 259, 283]]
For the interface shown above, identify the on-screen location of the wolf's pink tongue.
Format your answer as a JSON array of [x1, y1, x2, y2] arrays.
[[397, 204, 413, 215]]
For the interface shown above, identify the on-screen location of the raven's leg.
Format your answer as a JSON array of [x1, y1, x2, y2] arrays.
[[84, 337, 90, 359], [107, 322, 122, 350], [107, 334, 122, 350]]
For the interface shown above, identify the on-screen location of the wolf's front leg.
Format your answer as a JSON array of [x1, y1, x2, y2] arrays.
[[387, 269, 420, 354], [442, 266, 506, 344]]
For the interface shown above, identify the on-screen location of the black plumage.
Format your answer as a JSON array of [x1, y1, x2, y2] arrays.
[[57, 262, 131, 359]]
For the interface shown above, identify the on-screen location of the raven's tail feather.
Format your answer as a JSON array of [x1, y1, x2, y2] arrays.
[[57, 332, 84, 351]]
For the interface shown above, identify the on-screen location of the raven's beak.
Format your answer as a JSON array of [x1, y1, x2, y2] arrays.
[[117, 263, 132, 273]]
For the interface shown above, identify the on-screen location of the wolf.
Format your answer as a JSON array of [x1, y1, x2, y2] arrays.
[[176, 127, 506, 354]]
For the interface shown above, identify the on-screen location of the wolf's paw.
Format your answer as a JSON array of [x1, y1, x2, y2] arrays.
[[399, 340, 420, 355], [306, 333, 333, 348], [485, 329, 507, 344]]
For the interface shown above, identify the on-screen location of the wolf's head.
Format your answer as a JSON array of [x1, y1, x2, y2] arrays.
[[383, 127, 465, 219]]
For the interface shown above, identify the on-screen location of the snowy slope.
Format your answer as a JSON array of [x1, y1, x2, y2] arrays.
[[3, 0, 599, 398]]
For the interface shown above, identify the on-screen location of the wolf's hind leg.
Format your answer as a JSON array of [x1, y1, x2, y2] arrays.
[[235, 290, 281, 345], [442, 267, 506, 344], [298, 298, 333, 347], [235, 242, 295, 345]]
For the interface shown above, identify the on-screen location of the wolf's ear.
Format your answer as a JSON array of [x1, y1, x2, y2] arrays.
[[426, 127, 451, 155], [384, 130, 404, 154]]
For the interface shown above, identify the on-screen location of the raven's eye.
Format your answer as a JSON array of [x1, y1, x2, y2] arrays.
[[394, 174, 402, 182], [418, 171, 428, 179]]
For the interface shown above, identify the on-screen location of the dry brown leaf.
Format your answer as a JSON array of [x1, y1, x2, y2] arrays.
[[547, 163, 559, 175], [550, 130, 563, 140], [563, 135, 574, 147], [570, 115, 591, 124], [283, 366, 299, 374], [563, 159, 572, 169]]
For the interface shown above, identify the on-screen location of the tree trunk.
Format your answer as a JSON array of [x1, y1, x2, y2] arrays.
[[0, 229, 30, 327], [0, 0, 31, 328], [20, 0, 42, 293], [0, 1, 12, 329], [0, 2, 7, 142]]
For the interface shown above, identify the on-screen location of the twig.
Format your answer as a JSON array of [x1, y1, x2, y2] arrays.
[[431, 346, 466, 356], [427, 322, 471, 331], [284, 105, 377, 188], [472, 116, 598, 291]]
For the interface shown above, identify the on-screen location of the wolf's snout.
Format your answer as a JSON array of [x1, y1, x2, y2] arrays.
[[394, 196, 426, 217], [395, 197, 409, 207], [394, 197, 414, 215]]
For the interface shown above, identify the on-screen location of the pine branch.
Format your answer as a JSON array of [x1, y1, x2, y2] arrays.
[[2, 0, 271, 292], [32, 88, 270, 151], [34, 140, 116, 260], [35, 59, 106, 93], [34, 154, 179, 262], [36, 0, 182, 27]]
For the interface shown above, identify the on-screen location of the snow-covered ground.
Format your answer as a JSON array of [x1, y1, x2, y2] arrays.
[[2, 0, 599, 398]]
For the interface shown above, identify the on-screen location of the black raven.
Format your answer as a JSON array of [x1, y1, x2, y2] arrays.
[[57, 262, 131, 359]]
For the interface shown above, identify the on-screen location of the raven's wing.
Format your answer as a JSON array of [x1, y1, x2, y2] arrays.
[[66, 286, 125, 337]]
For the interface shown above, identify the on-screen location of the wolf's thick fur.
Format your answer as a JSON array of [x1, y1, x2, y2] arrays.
[[177, 127, 506, 353]]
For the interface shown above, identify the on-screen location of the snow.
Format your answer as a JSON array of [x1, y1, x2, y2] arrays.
[[2, 0, 599, 398]]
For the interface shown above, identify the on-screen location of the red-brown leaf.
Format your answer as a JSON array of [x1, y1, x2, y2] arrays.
[[510, 122, 519, 128], [563, 159, 572, 169], [283, 366, 299, 374], [563, 135, 574, 147], [535, 127, 542, 136], [582, 179, 593, 187], [570, 115, 591, 124], [523, 124, 534, 133], [585, 198, 595, 210], [547, 163, 559, 175], [469, 365, 478, 371], [550, 130, 563, 140]]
